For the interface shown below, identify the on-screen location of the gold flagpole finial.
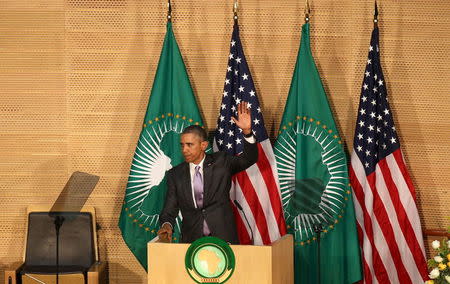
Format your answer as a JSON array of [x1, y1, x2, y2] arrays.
[[305, 0, 311, 23], [167, 0, 172, 22]]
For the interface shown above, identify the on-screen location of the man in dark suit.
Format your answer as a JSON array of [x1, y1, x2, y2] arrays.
[[157, 102, 257, 244]]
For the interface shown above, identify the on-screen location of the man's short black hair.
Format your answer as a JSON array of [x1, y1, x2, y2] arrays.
[[181, 125, 208, 141]]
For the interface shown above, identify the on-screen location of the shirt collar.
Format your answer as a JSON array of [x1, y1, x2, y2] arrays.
[[189, 154, 206, 171]]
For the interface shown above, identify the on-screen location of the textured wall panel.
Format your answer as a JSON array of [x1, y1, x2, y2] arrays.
[[1, 0, 449, 283]]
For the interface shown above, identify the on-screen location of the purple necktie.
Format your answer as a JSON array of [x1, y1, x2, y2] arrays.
[[194, 165, 210, 236]]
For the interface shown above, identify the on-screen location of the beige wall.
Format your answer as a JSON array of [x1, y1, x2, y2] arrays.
[[1, 0, 449, 283]]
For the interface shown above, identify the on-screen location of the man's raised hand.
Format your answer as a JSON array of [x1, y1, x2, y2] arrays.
[[231, 101, 252, 135]]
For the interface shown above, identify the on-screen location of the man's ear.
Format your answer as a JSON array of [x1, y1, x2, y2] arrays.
[[201, 140, 209, 151]]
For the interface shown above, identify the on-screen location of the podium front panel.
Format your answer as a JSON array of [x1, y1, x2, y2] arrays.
[[148, 236, 293, 284]]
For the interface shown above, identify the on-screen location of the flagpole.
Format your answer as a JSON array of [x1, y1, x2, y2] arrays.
[[374, 0, 378, 27], [303, 3, 322, 282], [233, 0, 238, 24], [303, 4, 322, 282], [167, 0, 172, 22], [304, 0, 310, 23]]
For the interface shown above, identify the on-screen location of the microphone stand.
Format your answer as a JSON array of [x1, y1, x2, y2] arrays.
[[313, 224, 323, 284], [233, 200, 254, 245], [54, 215, 65, 284], [45, 172, 98, 284]]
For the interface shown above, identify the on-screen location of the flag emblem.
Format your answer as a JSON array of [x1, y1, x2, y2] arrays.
[[124, 114, 196, 234], [276, 116, 349, 242]]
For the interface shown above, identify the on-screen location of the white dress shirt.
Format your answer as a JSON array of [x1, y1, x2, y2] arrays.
[[189, 156, 205, 209]]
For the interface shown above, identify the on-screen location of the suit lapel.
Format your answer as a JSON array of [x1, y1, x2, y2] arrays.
[[180, 162, 195, 208], [202, 154, 214, 205]]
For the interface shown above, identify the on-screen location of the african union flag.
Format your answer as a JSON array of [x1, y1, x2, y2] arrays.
[[274, 22, 362, 284], [119, 22, 205, 270]]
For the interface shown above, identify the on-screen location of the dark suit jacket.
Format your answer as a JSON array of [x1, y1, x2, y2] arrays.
[[160, 139, 258, 244]]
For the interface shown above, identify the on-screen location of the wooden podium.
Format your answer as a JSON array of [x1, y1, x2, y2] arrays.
[[147, 234, 293, 284]]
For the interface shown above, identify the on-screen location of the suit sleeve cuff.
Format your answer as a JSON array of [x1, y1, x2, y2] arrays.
[[162, 222, 173, 229]]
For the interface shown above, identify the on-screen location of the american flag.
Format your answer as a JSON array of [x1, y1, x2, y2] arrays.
[[213, 23, 287, 245], [350, 27, 428, 283]]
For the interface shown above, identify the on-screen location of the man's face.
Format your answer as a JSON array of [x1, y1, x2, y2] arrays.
[[180, 133, 209, 164]]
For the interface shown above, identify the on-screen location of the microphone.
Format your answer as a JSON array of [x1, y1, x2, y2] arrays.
[[313, 223, 323, 234], [233, 200, 254, 245]]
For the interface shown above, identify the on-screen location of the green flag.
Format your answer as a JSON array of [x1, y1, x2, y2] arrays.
[[118, 22, 204, 270], [274, 23, 362, 284]]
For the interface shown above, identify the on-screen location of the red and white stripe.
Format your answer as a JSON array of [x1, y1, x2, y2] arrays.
[[350, 148, 428, 284], [219, 139, 287, 245]]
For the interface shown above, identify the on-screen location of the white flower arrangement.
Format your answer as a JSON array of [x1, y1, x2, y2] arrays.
[[426, 238, 450, 284], [433, 240, 442, 250]]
